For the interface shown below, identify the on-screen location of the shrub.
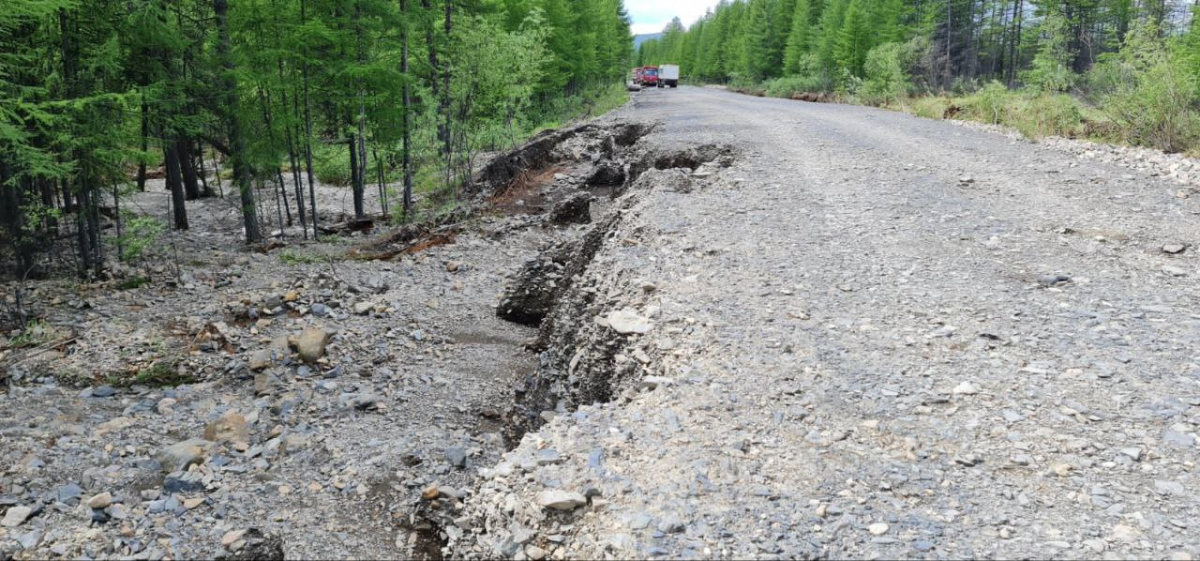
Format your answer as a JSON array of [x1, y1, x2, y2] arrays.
[[862, 42, 912, 105], [1088, 22, 1200, 152], [764, 74, 826, 98]]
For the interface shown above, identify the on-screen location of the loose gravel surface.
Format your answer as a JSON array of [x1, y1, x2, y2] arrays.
[[454, 87, 1200, 560], [4, 85, 1200, 560]]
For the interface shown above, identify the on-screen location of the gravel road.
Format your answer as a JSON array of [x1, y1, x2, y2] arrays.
[[457, 86, 1200, 560]]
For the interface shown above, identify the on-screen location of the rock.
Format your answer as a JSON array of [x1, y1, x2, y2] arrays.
[[297, 327, 330, 363], [164, 471, 206, 494], [153, 441, 209, 476], [588, 163, 625, 186], [283, 291, 299, 302], [15, 530, 39, 550], [869, 523, 890, 536], [91, 385, 117, 398], [353, 301, 374, 315], [421, 486, 440, 500], [526, 545, 549, 560], [658, 514, 686, 533], [311, 303, 331, 317], [1154, 480, 1186, 496], [536, 490, 587, 510], [1118, 447, 1142, 461], [57, 483, 82, 504], [86, 492, 112, 509], [1163, 243, 1187, 254], [952, 381, 979, 395], [1, 506, 31, 528], [249, 349, 273, 371], [550, 194, 593, 225], [446, 447, 467, 468], [1037, 274, 1071, 287], [204, 411, 250, 446], [254, 373, 280, 395], [605, 308, 653, 334], [958, 176, 975, 184], [445, 261, 461, 273], [1050, 461, 1073, 477], [222, 530, 247, 547]]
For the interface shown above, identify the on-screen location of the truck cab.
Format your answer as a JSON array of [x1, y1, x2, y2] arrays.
[[641, 66, 659, 87]]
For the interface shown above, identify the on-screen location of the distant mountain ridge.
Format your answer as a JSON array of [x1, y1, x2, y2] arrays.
[[633, 33, 661, 49]]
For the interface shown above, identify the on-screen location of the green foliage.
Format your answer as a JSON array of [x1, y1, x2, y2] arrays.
[[278, 249, 322, 265], [1023, 11, 1075, 93], [861, 42, 912, 104], [1090, 22, 1200, 152], [764, 74, 826, 97], [117, 276, 150, 290], [114, 214, 165, 263]]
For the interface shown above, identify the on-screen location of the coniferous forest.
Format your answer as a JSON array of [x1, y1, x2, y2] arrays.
[[0, 0, 632, 281], [638, 0, 1200, 153]]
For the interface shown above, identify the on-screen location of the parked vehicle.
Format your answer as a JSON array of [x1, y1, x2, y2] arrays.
[[660, 64, 679, 88], [639, 66, 659, 87]]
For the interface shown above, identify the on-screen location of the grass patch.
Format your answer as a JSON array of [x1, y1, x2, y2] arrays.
[[278, 249, 323, 265], [117, 276, 150, 290], [5, 320, 59, 349]]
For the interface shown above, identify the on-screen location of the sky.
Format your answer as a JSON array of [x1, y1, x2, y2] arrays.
[[626, 0, 720, 35]]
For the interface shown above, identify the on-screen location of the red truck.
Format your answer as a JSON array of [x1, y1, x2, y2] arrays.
[[639, 66, 659, 87]]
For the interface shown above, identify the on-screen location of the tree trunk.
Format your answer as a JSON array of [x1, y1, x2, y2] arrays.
[[349, 134, 364, 217], [401, 0, 414, 221], [215, 0, 261, 243], [300, 0, 319, 239], [164, 138, 189, 229], [179, 138, 201, 200], [138, 100, 149, 192]]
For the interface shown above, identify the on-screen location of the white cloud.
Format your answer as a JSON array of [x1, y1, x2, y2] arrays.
[[626, 0, 719, 35]]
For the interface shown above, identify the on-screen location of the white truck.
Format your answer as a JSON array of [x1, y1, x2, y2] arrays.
[[659, 64, 679, 88]]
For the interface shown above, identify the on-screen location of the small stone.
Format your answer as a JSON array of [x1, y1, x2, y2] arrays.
[[249, 349, 273, 371], [445, 261, 460, 273], [183, 497, 205, 510], [913, 540, 935, 552], [1037, 274, 1071, 287], [91, 385, 117, 398], [1, 506, 32, 528], [1084, 539, 1107, 553], [1169, 552, 1194, 561], [445, 447, 467, 468], [311, 303, 331, 317], [1154, 480, 1186, 496], [421, 486, 439, 500], [958, 176, 975, 184], [86, 492, 112, 509], [221, 530, 246, 547], [353, 301, 374, 315], [297, 327, 331, 363], [155, 438, 212, 473], [658, 514, 686, 534], [952, 381, 979, 395], [869, 523, 890, 536], [526, 545, 548, 560], [1050, 461, 1073, 477], [1163, 265, 1188, 277], [605, 308, 653, 335], [1118, 447, 1142, 461], [1163, 244, 1187, 254], [537, 490, 587, 510], [284, 291, 299, 302], [204, 410, 250, 446], [164, 471, 206, 494]]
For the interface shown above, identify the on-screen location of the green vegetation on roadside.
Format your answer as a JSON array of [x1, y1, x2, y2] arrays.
[[639, 0, 1200, 154]]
